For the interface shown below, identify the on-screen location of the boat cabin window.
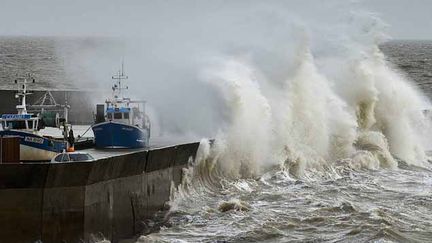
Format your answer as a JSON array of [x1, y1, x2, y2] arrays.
[[106, 108, 130, 120], [69, 153, 94, 162], [54, 154, 62, 162], [54, 153, 69, 162], [27, 120, 33, 129], [114, 112, 122, 119], [2, 119, 38, 130], [5, 121, 26, 129]]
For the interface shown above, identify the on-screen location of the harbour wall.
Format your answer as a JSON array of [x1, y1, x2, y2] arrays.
[[0, 142, 200, 243]]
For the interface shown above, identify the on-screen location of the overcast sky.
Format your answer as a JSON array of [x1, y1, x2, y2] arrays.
[[0, 0, 430, 136], [0, 0, 431, 40], [360, 0, 432, 39]]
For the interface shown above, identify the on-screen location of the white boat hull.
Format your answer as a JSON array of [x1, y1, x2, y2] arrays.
[[20, 144, 59, 161]]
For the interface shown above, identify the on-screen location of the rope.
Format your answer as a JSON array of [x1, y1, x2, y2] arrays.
[[76, 125, 92, 142]]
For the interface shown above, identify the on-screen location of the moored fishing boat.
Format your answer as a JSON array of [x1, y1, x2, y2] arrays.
[[92, 63, 150, 148], [0, 76, 67, 161]]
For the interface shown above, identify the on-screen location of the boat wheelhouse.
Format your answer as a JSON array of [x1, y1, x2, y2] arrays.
[[0, 114, 40, 131]]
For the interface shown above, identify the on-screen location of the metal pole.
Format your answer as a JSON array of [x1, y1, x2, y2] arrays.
[[64, 91, 69, 123], [1, 136, 2, 164]]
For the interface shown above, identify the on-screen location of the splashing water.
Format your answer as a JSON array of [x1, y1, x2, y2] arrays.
[[142, 16, 432, 243], [198, 41, 431, 179], [97, 4, 432, 243], [137, 39, 432, 242]]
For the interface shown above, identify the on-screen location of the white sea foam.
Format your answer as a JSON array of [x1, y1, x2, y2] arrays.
[[193, 22, 432, 179]]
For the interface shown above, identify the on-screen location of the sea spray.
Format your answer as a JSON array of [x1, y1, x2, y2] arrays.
[[280, 45, 358, 176], [202, 58, 275, 178], [130, 4, 432, 242], [337, 46, 430, 167], [371, 50, 429, 165], [353, 131, 396, 169], [157, 6, 432, 183], [194, 43, 432, 178]]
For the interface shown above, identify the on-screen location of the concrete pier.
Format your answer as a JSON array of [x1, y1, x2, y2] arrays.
[[0, 141, 200, 243]]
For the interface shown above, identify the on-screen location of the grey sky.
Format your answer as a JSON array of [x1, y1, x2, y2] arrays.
[[0, 0, 431, 39], [0, 0, 430, 136], [360, 0, 432, 39]]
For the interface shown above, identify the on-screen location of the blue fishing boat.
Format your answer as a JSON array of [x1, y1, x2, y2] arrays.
[[92, 64, 150, 149], [0, 76, 67, 161]]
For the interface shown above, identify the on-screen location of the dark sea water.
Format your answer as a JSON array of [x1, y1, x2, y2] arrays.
[[139, 166, 432, 243], [381, 40, 432, 98], [1, 38, 432, 243], [0, 37, 75, 90], [0, 36, 121, 91]]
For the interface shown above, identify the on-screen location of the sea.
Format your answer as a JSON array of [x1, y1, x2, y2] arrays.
[[137, 40, 432, 243], [1, 38, 432, 243]]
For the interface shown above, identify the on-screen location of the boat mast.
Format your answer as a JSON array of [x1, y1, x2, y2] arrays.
[[111, 61, 128, 100], [14, 74, 35, 115]]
